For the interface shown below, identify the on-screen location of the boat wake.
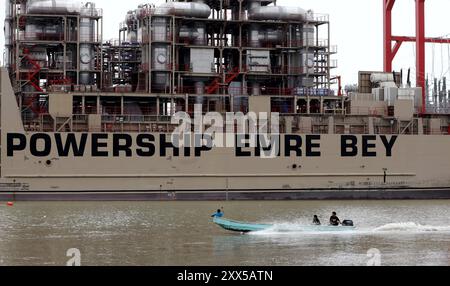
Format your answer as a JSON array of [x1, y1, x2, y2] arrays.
[[372, 222, 450, 232], [248, 221, 450, 236]]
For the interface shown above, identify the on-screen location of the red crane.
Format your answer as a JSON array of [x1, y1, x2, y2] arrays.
[[383, 0, 450, 114]]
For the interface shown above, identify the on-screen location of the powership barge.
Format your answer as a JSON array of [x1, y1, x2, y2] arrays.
[[1, 0, 450, 200]]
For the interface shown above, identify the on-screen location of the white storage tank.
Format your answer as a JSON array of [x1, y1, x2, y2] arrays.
[[370, 73, 395, 84], [26, 0, 81, 14]]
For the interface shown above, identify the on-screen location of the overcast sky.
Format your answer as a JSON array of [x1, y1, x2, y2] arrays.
[[2, 0, 450, 86]]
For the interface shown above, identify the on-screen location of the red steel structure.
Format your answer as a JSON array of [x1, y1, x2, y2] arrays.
[[383, 0, 450, 114]]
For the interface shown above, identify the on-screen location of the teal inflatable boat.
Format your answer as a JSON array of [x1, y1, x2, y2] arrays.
[[213, 217, 356, 233], [213, 217, 272, 233]]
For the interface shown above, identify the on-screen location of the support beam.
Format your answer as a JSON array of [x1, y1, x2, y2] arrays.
[[391, 40, 403, 59], [383, 0, 394, 72], [386, 0, 395, 10], [383, 0, 450, 114], [416, 0, 425, 114], [392, 36, 450, 44]]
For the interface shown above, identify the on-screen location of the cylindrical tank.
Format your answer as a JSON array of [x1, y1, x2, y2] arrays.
[[370, 73, 395, 83], [151, 16, 170, 92], [26, 0, 81, 14], [152, 17, 168, 42], [300, 49, 315, 74], [302, 24, 315, 46], [249, 6, 306, 21], [80, 44, 93, 70], [5, 0, 11, 18], [152, 73, 170, 90], [4, 20, 11, 45], [80, 44, 93, 84], [80, 4, 96, 42], [79, 2, 97, 84], [152, 44, 170, 71], [155, 2, 211, 18], [247, 0, 302, 47], [152, 42, 171, 91]]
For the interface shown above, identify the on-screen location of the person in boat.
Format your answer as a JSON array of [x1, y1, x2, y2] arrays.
[[312, 215, 321, 225], [211, 208, 224, 218], [329, 212, 341, 226]]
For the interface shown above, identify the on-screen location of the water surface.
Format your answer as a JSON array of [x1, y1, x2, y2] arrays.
[[0, 200, 449, 266]]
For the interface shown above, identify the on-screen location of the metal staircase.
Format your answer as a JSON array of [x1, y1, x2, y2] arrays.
[[206, 67, 240, 94], [21, 48, 46, 115]]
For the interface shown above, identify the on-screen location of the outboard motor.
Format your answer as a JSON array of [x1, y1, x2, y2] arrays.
[[342, 220, 354, 227]]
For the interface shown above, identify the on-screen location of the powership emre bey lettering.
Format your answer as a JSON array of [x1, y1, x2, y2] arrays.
[[5, 133, 398, 158], [1, 0, 450, 200]]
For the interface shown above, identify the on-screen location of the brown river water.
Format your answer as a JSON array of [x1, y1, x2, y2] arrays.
[[0, 200, 449, 266]]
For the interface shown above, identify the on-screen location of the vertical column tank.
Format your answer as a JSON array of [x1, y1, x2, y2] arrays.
[[79, 2, 97, 85], [4, 0, 12, 67]]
